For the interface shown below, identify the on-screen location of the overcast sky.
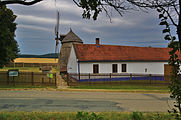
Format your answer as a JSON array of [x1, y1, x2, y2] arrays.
[[7, 0, 171, 55]]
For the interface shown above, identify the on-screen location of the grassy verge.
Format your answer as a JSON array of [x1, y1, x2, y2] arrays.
[[70, 85, 169, 92], [0, 85, 56, 90], [0, 85, 169, 92], [0, 111, 174, 120]]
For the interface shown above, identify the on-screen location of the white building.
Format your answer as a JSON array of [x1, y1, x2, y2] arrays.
[[67, 38, 172, 75]]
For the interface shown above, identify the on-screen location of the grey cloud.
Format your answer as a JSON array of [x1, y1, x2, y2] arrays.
[[7, 0, 171, 54]]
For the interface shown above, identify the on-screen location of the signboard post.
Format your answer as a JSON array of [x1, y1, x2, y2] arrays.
[[8, 69, 19, 86]]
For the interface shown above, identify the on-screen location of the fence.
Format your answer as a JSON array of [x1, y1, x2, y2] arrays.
[[0, 71, 57, 86], [5, 62, 57, 67], [65, 73, 170, 86]]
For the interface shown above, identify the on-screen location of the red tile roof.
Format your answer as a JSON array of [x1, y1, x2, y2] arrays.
[[73, 44, 181, 62]]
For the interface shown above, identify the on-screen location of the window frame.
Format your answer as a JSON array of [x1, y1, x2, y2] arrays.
[[93, 64, 99, 74], [122, 64, 127, 72], [112, 64, 118, 73]]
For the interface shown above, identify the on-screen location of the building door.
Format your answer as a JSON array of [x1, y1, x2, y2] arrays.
[[93, 64, 99, 74]]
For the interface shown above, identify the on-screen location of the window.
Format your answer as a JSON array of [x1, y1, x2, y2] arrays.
[[93, 64, 99, 74], [112, 64, 118, 73], [122, 64, 127, 72]]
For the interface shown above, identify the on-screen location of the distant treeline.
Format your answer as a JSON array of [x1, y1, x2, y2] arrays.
[[18, 53, 59, 58]]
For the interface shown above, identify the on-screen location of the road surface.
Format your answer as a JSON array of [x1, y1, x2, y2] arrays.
[[0, 90, 174, 112]]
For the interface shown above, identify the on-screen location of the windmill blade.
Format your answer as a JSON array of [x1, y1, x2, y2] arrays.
[[54, 10, 60, 55], [54, 41, 59, 61], [56, 10, 60, 35], [55, 40, 59, 53], [54, 25, 57, 36], [54, 10, 60, 38]]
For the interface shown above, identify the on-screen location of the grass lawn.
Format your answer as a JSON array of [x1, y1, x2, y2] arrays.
[[0, 84, 169, 92], [0, 67, 59, 73], [0, 85, 56, 90], [70, 84, 169, 92], [0, 111, 174, 120]]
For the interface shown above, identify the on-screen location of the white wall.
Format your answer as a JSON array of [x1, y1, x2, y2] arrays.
[[127, 62, 167, 74], [67, 46, 78, 73], [79, 63, 92, 73], [78, 62, 167, 74], [80, 62, 113, 73]]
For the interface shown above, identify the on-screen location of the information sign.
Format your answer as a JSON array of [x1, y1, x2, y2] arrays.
[[8, 69, 19, 77]]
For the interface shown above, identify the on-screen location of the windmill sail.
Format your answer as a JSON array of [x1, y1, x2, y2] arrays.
[[54, 10, 60, 54]]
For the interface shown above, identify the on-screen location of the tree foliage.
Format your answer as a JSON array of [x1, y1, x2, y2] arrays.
[[0, 5, 19, 68]]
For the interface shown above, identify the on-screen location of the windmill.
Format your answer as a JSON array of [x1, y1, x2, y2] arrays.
[[54, 10, 60, 54]]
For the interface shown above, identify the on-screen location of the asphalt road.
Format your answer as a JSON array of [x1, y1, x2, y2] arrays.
[[0, 90, 174, 112]]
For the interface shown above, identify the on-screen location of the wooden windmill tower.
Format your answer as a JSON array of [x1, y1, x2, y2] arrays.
[[58, 29, 83, 73], [54, 11, 83, 73]]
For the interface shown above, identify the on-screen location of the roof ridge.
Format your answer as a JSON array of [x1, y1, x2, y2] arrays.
[[61, 29, 83, 43], [74, 43, 168, 49]]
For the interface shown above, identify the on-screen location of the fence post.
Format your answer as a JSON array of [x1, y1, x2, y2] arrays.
[[88, 73, 91, 85], [67, 73, 69, 81], [66, 74, 70, 86], [31, 72, 34, 85], [49, 77, 51, 84], [110, 73, 112, 84], [149, 74, 151, 84], [67, 73, 69, 85], [7, 71, 9, 85], [42, 77, 44, 84], [130, 73, 132, 80], [13, 76, 15, 86], [54, 73, 56, 86]]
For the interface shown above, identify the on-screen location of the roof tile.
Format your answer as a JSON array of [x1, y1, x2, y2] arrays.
[[61, 29, 83, 43], [74, 44, 181, 61]]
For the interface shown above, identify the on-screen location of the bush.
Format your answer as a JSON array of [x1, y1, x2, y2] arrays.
[[131, 112, 144, 120], [76, 111, 104, 120]]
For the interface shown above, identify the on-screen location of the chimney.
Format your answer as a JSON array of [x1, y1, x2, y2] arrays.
[[96, 38, 100, 45]]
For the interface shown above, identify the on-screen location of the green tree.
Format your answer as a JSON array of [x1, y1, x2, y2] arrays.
[[0, 5, 19, 68]]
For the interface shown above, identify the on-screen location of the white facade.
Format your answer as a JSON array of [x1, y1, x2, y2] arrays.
[[67, 45, 78, 73], [78, 62, 167, 74], [67, 46, 167, 74]]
